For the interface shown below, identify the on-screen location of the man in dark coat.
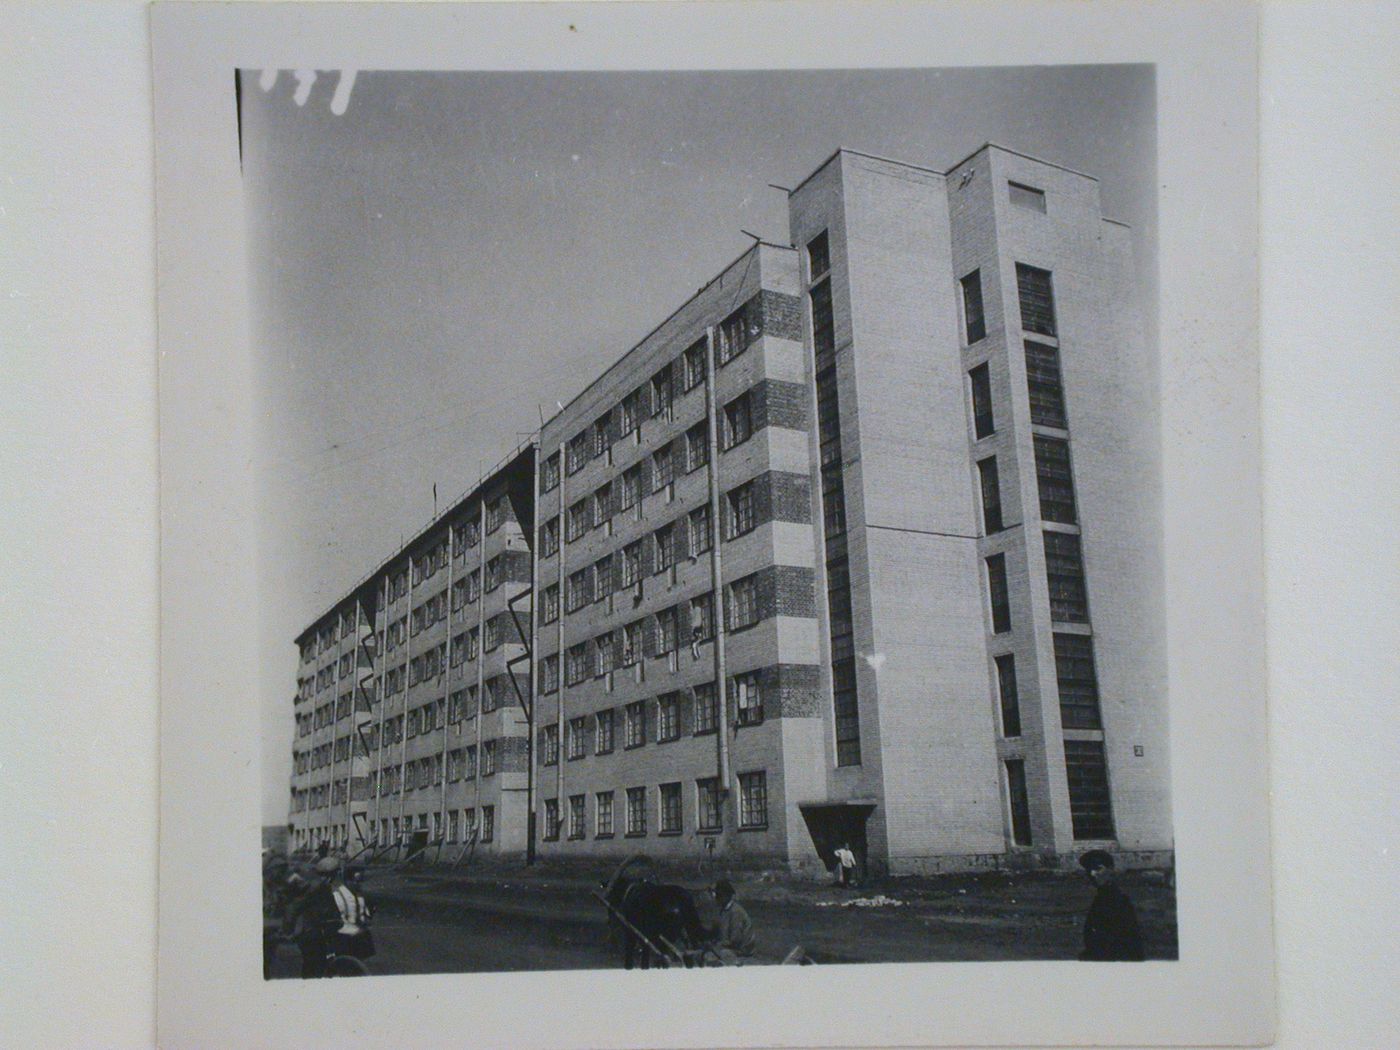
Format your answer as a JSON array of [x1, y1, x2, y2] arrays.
[[1078, 850, 1146, 961], [284, 855, 344, 977]]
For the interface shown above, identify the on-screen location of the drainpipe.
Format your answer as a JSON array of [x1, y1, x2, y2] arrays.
[[703, 325, 732, 811]]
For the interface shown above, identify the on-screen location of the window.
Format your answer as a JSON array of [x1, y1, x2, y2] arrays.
[[807, 230, 830, 280], [620, 389, 644, 436], [738, 771, 768, 828], [591, 482, 612, 530], [540, 584, 559, 625], [566, 432, 589, 475], [481, 740, 496, 776], [485, 555, 503, 592], [650, 366, 673, 418], [717, 306, 752, 364], [565, 568, 589, 612], [595, 791, 614, 836], [987, 553, 1012, 633], [658, 694, 681, 741], [654, 524, 675, 576], [961, 270, 986, 343], [723, 393, 753, 449], [541, 451, 560, 492], [543, 798, 560, 841], [688, 505, 712, 557], [1064, 740, 1114, 839], [593, 555, 614, 601], [1025, 341, 1067, 429], [485, 497, 506, 534], [729, 574, 759, 630], [659, 783, 682, 834], [568, 794, 586, 839], [1015, 263, 1057, 337], [651, 444, 674, 492], [696, 777, 722, 831], [625, 787, 647, 835], [620, 541, 644, 589], [685, 421, 709, 472], [1044, 532, 1089, 623], [726, 481, 757, 539], [595, 709, 615, 754], [620, 465, 642, 512], [619, 621, 642, 666], [810, 278, 835, 363], [1008, 181, 1047, 214], [567, 716, 587, 760], [655, 606, 679, 655], [1005, 760, 1033, 845], [484, 617, 500, 652], [978, 457, 1004, 533], [466, 570, 480, 603], [730, 671, 763, 725], [1034, 436, 1077, 524], [682, 338, 706, 391], [566, 499, 589, 542], [1054, 633, 1101, 729], [539, 516, 560, 558], [594, 632, 615, 677], [542, 724, 559, 766], [625, 700, 646, 748], [481, 805, 495, 843], [593, 412, 612, 459], [996, 653, 1022, 737], [970, 363, 994, 439], [689, 593, 715, 645], [539, 654, 560, 695], [693, 682, 718, 734], [466, 627, 479, 660]]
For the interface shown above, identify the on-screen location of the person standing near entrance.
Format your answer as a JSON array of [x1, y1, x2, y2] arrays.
[[833, 843, 857, 888], [1077, 850, 1146, 961]]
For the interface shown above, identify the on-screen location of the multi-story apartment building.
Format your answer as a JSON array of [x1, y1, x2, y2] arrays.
[[287, 144, 1171, 875]]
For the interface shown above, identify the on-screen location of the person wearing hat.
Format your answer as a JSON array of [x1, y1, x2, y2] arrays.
[[1077, 850, 1145, 961], [283, 855, 346, 977], [706, 878, 756, 966]]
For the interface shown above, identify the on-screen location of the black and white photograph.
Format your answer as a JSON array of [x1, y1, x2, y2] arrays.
[[247, 64, 1174, 979]]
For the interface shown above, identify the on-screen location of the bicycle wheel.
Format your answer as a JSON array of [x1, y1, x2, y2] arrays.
[[328, 954, 370, 977]]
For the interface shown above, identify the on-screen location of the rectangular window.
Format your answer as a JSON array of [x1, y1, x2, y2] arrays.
[[693, 682, 718, 734], [738, 771, 768, 828], [651, 444, 674, 492], [1054, 633, 1102, 729], [1016, 263, 1057, 337], [542, 723, 559, 766], [620, 390, 643, 436], [723, 392, 753, 449], [566, 642, 590, 685], [466, 570, 480, 603], [483, 617, 500, 652], [653, 524, 675, 575], [594, 632, 615, 676], [539, 516, 560, 559], [539, 653, 560, 694], [977, 456, 1003, 534], [566, 432, 589, 475], [543, 798, 560, 841], [593, 555, 614, 601], [1034, 436, 1077, 524], [696, 777, 722, 831], [685, 421, 709, 472], [682, 338, 706, 391], [621, 621, 644, 666], [689, 593, 715, 645], [566, 499, 589, 542], [1005, 759, 1034, 845], [996, 653, 1022, 737], [541, 451, 560, 492], [625, 700, 647, 748], [481, 805, 495, 843], [656, 606, 679, 655], [620, 541, 643, 589], [620, 465, 642, 511], [1064, 740, 1114, 839], [961, 269, 986, 343], [729, 574, 759, 630], [650, 366, 673, 418], [566, 568, 590, 612], [659, 782, 683, 834], [567, 716, 587, 760], [807, 230, 830, 280], [593, 412, 612, 459], [1025, 341, 1068, 429], [1008, 181, 1047, 214], [717, 306, 751, 364], [970, 363, 994, 439], [540, 583, 559, 625], [595, 791, 614, 837], [657, 694, 680, 741], [595, 709, 615, 754], [625, 787, 647, 836], [688, 505, 712, 557], [730, 671, 763, 726], [485, 497, 505, 534], [726, 481, 757, 539], [987, 553, 1012, 634], [568, 794, 586, 839], [481, 740, 496, 776], [1044, 532, 1089, 623]]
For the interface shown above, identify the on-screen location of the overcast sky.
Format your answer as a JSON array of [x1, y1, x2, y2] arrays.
[[244, 65, 1156, 823]]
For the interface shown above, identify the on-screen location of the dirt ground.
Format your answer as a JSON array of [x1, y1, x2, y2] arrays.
[[266, 857, 1177, 977]]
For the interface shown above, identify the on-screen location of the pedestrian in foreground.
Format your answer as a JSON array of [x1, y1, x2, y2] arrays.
[[1077, 850, 1146, 961], [833, 842, 857, 888], [707, 878, 756, 966]]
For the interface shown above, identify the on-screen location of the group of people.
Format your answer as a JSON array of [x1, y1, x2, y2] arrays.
[[262, 848, 377, 978]]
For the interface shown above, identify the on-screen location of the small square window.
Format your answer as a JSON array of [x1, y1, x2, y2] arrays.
[[1008, 181, 1047, 214]]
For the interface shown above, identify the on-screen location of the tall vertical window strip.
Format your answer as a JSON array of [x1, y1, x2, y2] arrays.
[[995, 653, 1021, 737], [1004, 759, 1033, 846], [977, 457, 1003, 534], [1043, 532, 1089, 623], [1064, 740, 1115, 839], [808, 229, 859, 766], [986, 553, 1011, 634], [1053, 633, 1102, 729], [961, 270, 986, 343], [969, 364, 994, 439], [1033, 436, 1077, 524], [1025, 341, 1067, 428], [1015, 263, 1057, 337]]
